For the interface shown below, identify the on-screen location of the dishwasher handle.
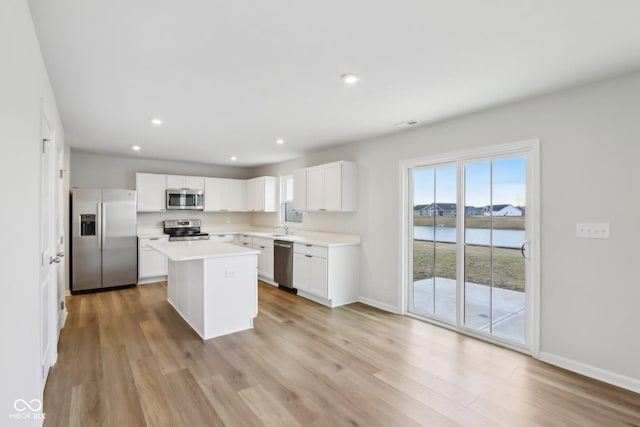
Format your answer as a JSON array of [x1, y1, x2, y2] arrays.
[[273, 241, 293, 249]]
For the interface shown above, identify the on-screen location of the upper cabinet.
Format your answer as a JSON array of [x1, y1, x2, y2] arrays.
[[303, 161, 357, 212], [166, 174, 204, 190], [204, 177, 246, 212], [136, 173, 166, 212], [292, 169, 307, 211], [246, 176, 277, 212]]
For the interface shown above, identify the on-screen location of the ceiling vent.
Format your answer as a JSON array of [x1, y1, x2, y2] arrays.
[[394, 120, 420, 128]]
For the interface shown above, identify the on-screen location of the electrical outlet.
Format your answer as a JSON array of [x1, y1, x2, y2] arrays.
[[576, 222, 610, 239], [226, 217, 231, 224], [383, 279, 390, 289], [225, 269, 237, 278]]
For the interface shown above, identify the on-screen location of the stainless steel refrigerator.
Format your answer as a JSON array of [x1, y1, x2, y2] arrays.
[[71, 188, 137, 293]]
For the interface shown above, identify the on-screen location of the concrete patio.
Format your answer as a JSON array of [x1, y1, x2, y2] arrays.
[[411, 278, 525, 343]]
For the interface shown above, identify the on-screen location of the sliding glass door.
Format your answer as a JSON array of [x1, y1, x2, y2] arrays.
[[409, 165, 457, 323], [407, 143, 535, 350], [463, 157, 526, 343]]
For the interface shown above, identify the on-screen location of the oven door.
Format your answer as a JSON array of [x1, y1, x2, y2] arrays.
[[166, 189, 204, 210]]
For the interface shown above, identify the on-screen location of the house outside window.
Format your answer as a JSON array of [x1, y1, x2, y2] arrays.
[[281, 175, 303, 224]]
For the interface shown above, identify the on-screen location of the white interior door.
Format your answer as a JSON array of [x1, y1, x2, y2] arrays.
[[39, 113, 59, 389]]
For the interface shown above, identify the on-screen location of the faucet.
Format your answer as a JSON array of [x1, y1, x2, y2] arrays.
[[275, 224, 289, 235]]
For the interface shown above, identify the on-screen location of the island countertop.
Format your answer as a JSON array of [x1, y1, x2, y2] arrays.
[[147, 239, 260, 261]]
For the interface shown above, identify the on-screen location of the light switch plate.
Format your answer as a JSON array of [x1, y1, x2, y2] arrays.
[[576, 222, 610, 239]]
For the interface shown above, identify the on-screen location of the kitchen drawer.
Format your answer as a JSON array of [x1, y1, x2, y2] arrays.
[[293, 243, 327, 258], [237, 234, 253, 244], [252, 237, 272, 249], [139, 236, 168, 248], [210, 233, 234, 243]]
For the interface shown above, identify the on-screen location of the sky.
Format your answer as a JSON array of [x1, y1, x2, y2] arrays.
[[413, 156, 526, 207]]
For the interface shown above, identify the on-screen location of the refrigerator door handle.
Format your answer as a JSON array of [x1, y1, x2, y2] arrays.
[[101, 202, 106, 250]]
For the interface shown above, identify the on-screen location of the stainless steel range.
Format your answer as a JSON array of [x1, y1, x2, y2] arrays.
[[164, 219, 210, 241]]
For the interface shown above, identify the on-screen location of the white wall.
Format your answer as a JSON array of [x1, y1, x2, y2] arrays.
[[0, 0, 65, 424], [254, 72, 640, 390], [70, 150, 254, 189]]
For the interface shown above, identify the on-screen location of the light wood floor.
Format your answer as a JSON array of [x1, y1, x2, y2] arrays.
[[44, 282, 640, 426]]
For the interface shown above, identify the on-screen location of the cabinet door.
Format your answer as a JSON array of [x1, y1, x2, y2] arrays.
[[167, 175, 204, 189], [306, 166, 324, 211], [262, 177, 278, 212], [323, 163, 342, 211], [292, 169, 306, 211], [309, 256, 328, 298], [136, 173, 166, 212], [139, 247, 168, 279], [222, 179, 246, 211], [254, 242, 273, 280], [293, 253, 311, 291], [204, 177, 223, 211], [183, 176, 204, 190], [245, 178, 257, 211], [166, 175, 184, 189]]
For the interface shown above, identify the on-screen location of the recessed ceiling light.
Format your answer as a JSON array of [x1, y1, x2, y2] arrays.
[[276, 139, 285, 145], [150, 118, 163, 125], [131, 145, 141, 151], [230, 156, 238, 161], [341, 73, 361, 84]]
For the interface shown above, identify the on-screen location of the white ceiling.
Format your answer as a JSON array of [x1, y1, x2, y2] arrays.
[[28, 0, 640, 167]]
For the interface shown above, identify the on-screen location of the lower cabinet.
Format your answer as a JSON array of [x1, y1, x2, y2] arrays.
[[253, 237, 274, 282], [138, 237, 169, 283], [293, 252, 327, 297], [230, 234, 275, 283], [293, 243, 358, 307]]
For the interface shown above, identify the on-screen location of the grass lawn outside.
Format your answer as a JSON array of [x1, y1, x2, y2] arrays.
[[413, 240, 525, 292], [413, 215, 525, 230]]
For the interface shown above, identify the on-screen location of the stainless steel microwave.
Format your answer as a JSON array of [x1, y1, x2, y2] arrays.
[[166, 189, 204, 210]]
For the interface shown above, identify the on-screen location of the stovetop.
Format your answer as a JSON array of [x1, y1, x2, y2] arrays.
[[163, 219, 210, 241]]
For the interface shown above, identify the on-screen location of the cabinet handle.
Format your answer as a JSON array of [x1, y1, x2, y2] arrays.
[[219, 209, 228, 212], [305, 255, 312, 258], [150, 237, 159, 240], [305, 244, 312, 247], [217, 234, 226, 237]]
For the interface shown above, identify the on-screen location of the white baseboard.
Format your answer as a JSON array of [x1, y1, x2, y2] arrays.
[[137, 276, 168, 285], [358, 297, 401, 314], [538, 351, 640, 394], [64, 290, 71, 296]]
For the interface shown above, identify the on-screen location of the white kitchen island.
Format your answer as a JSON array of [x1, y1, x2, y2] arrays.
[[147, 240, 260, 340]]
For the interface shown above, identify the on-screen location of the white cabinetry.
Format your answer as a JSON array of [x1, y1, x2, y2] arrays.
[[136, 173, 167, 212], [138, 237, 169, 283], [304, 161, 357, 212], [292, 169, 307, 211], [166, 174, 204, 190], [209, 233, 234, 243], [252, 237, 274, 281], [293, 243, 359, 307], [233, 234, 253, 248], [204, 178, 246, 212], [246, 176, 277, 212]]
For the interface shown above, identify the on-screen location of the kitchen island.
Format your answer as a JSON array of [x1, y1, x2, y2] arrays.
[[147, 240, 260, 340]]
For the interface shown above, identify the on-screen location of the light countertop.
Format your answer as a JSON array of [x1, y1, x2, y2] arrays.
[[138, 227, 360, 247], [147, 239, 260, 261]]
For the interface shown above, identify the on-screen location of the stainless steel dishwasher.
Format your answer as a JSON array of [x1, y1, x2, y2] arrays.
[[274, 240, 295, 292]]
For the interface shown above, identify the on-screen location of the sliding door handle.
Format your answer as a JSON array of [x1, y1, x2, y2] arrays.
[[521, 241, 529, 259]]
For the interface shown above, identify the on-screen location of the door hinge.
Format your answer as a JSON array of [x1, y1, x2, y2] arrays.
[[60, 301, 64, 310], [59, 169, 64, 179]]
